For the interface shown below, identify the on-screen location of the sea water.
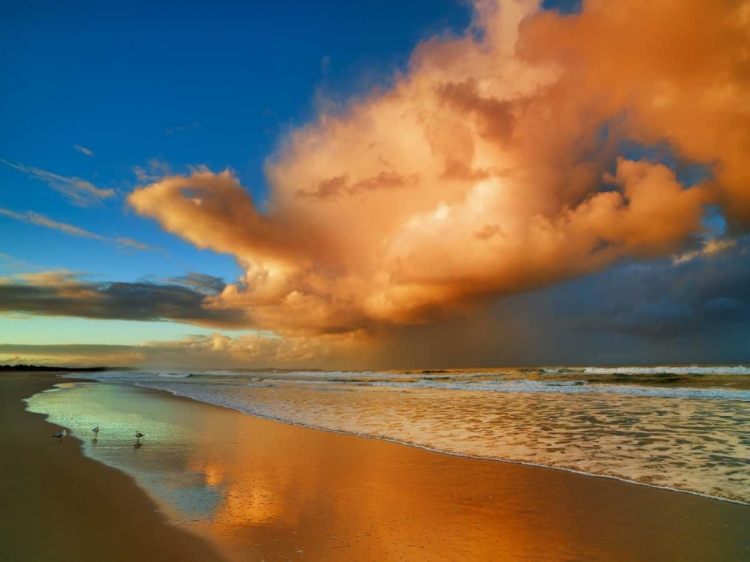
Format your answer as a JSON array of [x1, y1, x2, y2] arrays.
[[51, 365, 750, 504]]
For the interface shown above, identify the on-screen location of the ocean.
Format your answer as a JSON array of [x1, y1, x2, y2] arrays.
[[49, 365, 750, 504]]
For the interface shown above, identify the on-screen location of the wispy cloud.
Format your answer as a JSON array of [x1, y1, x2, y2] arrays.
[[73, 144, 94, 157], [115, 237, 155, 252], [0, 207, 101, 239], [0, 206, 157, 253], [320, 54, 331, 75], [0, 252, 35, 274], [1, 159, 114, 206], [133, 158, 172, 183], [165, 122, 200, 135], [673, 239, 736, 265]]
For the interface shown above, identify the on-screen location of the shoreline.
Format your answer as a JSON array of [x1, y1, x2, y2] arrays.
[[130, 380, 750, 506], [0, 372, 226, 562], [25, 375, 750, 561]]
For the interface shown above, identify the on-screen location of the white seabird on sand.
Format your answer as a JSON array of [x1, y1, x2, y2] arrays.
[[52, 429, 67, 441], [135, 431, 144, 443], [92, 426, 100, 438]]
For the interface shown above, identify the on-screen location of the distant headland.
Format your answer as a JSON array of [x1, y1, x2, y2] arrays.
[[0, 364, 107, 372]]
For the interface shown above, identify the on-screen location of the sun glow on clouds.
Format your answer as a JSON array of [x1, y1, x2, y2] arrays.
[[126, 0, 749, 344], [0, 331, 359, 369]]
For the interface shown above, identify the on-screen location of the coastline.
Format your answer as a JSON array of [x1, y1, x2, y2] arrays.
[[24, 376, 750, 561], [0, 372, 226, 562], [140, 380, 750, 506]]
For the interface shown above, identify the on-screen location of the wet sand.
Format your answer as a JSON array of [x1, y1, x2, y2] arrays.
[[0, 372, 226, 562], [20, 376, 750, 561]]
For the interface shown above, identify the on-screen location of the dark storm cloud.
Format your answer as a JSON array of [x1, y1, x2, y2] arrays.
[[0, 272, 246, 327], [165, 272, 228, 295], [0, 343, 136, 359], [576, 238, 750, 338], [368, 237, 750, 369]]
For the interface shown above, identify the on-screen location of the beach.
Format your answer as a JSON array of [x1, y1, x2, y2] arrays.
[[8, 373, 750, 561], [0, 372, 225, 562]]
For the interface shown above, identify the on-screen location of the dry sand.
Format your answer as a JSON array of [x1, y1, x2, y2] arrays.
[[5, 372, 750, 561]]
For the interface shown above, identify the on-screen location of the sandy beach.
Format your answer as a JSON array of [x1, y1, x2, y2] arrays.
[[0, 372, 226, 562], [3, 1, 749, 561], [9, 373, 749, 561]]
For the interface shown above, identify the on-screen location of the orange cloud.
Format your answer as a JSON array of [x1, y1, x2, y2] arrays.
[[0, 331, 366, 369], [518, 0, 750, 223], [128, 0, 745, 336]]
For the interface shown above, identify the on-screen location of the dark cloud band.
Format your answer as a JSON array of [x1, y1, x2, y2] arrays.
[[0, 273, 246, 327]]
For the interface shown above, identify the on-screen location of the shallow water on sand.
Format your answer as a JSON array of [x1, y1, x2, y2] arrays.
[[74, 368, 750, 503], [25, 381, 750, 562]]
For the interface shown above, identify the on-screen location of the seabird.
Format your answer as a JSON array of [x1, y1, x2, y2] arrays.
[[51, 429, 67, 442], [135, 431, 145, 443], [92, 426, 100, 438]]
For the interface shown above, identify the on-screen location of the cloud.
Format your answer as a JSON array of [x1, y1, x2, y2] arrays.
[[73, 144, 94, 157], [0, 207, 97, 239], [0, 331, 363, 369], [166, 122, 200, 135], [0, 271, 246, 327], [295, 171, 419, 200], [1, 159, 114, 206], [0, 0, 737, 365], [133, 158, 173, 183], [136, 331, 360, 368], [114, 237, 156, 252], [0, 206, 158, 253], [164, 272, 228, 295], [673, 238, 736, 265], [0, 343, 141, 367], [369, 235, 750, 369], [518, 0, 750, 226], [126, 0, 745, 338], [321, 55, 331, 75], [582, 236, 750, 338], [0, 252, 35, 274], [2, 238, 748, 370]]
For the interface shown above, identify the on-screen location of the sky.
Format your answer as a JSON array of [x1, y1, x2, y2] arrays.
[[1, 0, 748, 369]]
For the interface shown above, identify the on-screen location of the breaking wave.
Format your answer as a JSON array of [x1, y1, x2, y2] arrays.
[[68, 365, 750, 503]]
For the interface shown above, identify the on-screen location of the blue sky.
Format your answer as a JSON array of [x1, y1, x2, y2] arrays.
[[0, 0, 476, 347], [0, 0, 488, 350], [0, 0, 484, 271], [1, 0, 747, 368]]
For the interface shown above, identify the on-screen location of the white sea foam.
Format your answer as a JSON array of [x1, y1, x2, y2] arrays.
[[71, 370, 750, 401], [367, 379, 750, 401], [70, 367, 750, 504], [582, 365, 750, 375]]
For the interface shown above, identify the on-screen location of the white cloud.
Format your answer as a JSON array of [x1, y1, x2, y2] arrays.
[[73, 144, 94, 157]]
